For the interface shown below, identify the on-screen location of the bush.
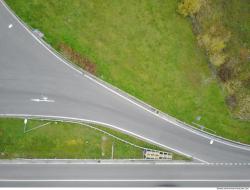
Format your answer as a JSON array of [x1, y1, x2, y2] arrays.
[[197, 26, 230, 66], [209, 53, 227, 66], [218, 64, 233, 82], [177, 0, 203, 17]]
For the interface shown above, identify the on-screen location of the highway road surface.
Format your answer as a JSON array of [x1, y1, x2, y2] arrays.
[[0, 0, 249, 187], [0, 163, 250, 187]]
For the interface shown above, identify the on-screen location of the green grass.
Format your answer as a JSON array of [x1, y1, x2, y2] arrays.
[[0, 118, 187, 160], [5, 0, 250, 143]]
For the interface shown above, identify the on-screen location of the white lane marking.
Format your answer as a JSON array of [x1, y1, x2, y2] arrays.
[[210, 139, 214, 145], [31, 98, 55, 103], [0, 113, 208, 163], [0, 163, 205, 166], [0, 179, 249, 182], [8, 23, 12, 28], [1, 0, 250, 152]]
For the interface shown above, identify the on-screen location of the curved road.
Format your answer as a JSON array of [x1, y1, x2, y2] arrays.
[[0, 0, 250, 186], [0, 0, 250, 163]]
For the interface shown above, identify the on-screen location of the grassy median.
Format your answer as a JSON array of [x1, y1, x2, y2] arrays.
[[5, 0, 250, 143], [0, 118, 187, 160]]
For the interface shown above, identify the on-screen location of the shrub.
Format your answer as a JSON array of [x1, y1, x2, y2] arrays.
[[197, 26, 231, 66], [209, 37, 226, 54], [218, 64, 233, 82], [209, 53, 227, 66], [177, 0, 203, 17]]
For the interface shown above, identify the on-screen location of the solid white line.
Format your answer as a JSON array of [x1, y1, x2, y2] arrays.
[[0, 113, 208, 163], [0, 179, 249, 182], [0, 162, 210, 165], [1, 0, 249, 153]]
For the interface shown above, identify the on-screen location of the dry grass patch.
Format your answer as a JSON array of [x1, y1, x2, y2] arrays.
[[59, 43, 96, 74]]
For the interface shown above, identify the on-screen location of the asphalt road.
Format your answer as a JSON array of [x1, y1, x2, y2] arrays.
[[0, 0, 250, 187], [0, 163, 249, 187]]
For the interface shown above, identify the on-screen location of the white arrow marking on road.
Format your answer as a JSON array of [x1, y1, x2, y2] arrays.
[[8, 24, 13, 28]]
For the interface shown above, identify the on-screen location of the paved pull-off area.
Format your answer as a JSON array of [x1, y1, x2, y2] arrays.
[[0, 0, 249, 187]]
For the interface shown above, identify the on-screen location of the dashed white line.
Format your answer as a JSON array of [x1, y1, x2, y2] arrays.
[[8, 23, 12, 28]]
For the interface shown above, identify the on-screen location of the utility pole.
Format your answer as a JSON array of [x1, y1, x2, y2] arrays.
[[23, 118, 28, 133]]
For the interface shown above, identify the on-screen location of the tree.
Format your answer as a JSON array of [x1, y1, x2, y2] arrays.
[[177, 0, 203, 17]]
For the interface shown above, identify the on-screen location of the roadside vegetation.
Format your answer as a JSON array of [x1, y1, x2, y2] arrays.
[[177, 0, 250, 120], [0, 118, 187, 160], [5, 0, 250, 143]]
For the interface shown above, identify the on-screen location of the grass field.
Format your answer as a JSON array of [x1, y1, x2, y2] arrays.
[[5, 0, 250, 143], [0, 118, 187, 160]]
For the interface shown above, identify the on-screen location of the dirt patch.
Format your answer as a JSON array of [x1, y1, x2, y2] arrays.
[[59, 43, 96, 75]]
